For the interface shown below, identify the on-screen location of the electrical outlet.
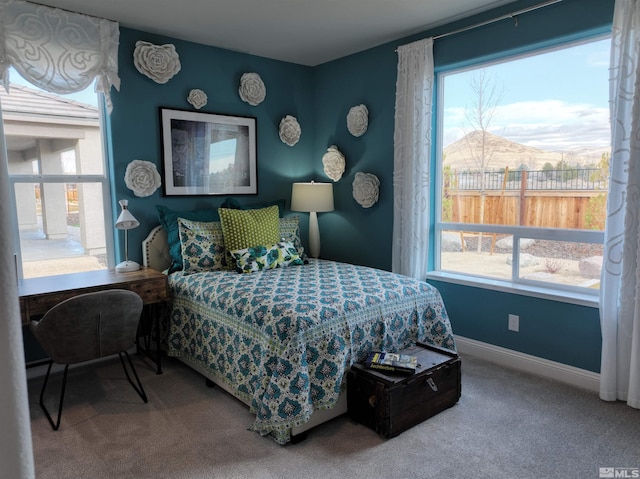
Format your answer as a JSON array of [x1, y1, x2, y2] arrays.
[[508, 314, 519, 332]]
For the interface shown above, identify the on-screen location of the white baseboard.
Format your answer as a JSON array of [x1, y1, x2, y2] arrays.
[[455, 335, 600, 393]]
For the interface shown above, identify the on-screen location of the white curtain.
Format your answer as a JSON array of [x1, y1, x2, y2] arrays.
[[0, 0, 120, 112], [600, 0, 640, 409], [0, 109, 34, 477], [392, 38, 434, 279]]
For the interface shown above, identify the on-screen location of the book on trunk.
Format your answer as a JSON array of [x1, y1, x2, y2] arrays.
[[364, 351, 418, 374]]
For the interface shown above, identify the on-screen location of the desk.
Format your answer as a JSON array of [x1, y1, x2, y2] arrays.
[[18, 268, 169, 373]]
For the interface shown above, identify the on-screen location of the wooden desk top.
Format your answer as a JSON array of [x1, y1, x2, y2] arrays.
[[18, 268, 168, 325], [18, 268, 165, 298]]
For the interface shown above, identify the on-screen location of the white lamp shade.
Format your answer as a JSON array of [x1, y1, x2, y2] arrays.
[[115, 199, 139, 230], [291, 182, 334, 213]]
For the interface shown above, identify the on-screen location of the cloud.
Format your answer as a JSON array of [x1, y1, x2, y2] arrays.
[[443, 100, 610, 151]]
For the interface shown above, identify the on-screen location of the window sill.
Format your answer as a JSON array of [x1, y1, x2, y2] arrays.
[[426, 271, 599, 308]]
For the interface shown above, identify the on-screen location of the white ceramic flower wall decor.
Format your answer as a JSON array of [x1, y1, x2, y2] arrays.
[[347, 104, 369, 137], [279, 115, 301, 146], [124, 160, 162, 197], [187, 89, 207, 109], [133, 41, 181, 84], [238, 72, 266, 106], [322, 145, 346, 182], [352, 172, 380, 208]]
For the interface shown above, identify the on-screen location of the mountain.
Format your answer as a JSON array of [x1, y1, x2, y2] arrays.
[[443, 130, 608, 171]]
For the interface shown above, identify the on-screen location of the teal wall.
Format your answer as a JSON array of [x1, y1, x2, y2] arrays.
[[431, 281, 603, 371], [108, 28, 315, 265], [102, 0, 613, 373], [312, 44, 398, 269]]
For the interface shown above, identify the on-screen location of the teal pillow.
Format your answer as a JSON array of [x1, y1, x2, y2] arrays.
[[156, 205, 220, 272], [230, 241, 304, 273], [223, 198, 287, 216]]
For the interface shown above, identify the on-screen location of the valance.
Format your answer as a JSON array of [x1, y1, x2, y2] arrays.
[[0, 0, 120, 112]]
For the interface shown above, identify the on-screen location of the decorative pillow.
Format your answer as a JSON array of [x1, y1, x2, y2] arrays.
[[231, 241, 304, 273], [156, 198, 243, 273], [279, 215, 307, 262], [178, 218, 226, 274], [218, 205, 280, 252], [156, 205, 220, 272]]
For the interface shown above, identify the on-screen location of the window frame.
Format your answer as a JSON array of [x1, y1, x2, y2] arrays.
[[429, 34, 609, 308], [7, 97, 116, 280]]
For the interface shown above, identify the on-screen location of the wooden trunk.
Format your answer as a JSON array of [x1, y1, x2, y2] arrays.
[[347, 342, 461, 438]]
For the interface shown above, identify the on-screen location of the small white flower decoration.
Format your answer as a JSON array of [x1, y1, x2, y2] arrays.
[[322, 145, 346, 182], [279, 115, 301, 146], [347, 104, 369, 137], [238, 72, 266, 106], [133, 41, 181, 84], [187, 89, 207, 109], [124, 160, 162, 197], [352, 172, 380, 208]]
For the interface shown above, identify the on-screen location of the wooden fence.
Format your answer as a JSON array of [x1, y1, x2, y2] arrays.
[[447, 170, 607, 230], [449, 189, 605, 229]]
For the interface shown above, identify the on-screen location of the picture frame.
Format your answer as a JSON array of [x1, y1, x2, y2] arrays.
[[160, 108, 257, 196]]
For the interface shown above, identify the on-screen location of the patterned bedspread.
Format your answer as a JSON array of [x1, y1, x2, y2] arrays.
[[166, 259, 455, 444]]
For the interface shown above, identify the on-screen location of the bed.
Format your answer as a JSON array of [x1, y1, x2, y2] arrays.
[[142, 211, 456, 444]]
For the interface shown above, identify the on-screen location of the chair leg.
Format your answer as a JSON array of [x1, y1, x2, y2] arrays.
[[119, 351, 148, 403], [39, 361, 69, 431]]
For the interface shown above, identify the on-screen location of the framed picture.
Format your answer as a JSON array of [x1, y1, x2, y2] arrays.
[[160, 108, 257, 196]]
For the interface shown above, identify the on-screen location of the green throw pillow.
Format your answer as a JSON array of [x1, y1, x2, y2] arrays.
[[178, 218, 226, 274], [218, 205, 280, 252], [231, 241, 304, 273]]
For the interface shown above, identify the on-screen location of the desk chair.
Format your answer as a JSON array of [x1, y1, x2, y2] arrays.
[[30, 289, 148, 430]]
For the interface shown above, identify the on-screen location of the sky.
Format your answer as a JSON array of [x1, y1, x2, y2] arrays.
[[441, 36, 611, 153], [7, 67, 99, 107], [210, 139, 237, 173]]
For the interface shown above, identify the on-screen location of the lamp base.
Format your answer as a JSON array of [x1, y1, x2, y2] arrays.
[[115, 260, 140, 273], [308, 211, 320, 258]]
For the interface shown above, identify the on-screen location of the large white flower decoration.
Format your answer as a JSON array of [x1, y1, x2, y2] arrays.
[[124, 160, 162, 197], [133, 41, 181, 84], [347, 104, 369, 137], [322, 145, 346, 182], [352, 172, 380, 208], [187, 89, 207, 109], [238, 72, 266, 106], [279, 115, 301, 146]]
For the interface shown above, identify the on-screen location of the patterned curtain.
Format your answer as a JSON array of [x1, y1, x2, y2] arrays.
[[600, 0, 640, 409], [392, 38, 434, 279], [0, 0, 120, 112]]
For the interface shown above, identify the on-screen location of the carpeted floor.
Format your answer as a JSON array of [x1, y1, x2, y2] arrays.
[[27, 353, 640, 479]]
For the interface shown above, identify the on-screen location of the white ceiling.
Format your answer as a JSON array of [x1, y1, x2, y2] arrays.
[[30, 0, 515, 66]]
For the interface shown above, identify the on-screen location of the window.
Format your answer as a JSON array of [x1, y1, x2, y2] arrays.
[[3, 69, 114, 279], [435, 36, 610, 298]]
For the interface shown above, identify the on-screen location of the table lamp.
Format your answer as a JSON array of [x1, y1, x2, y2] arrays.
[[115, 199, 140, 272], [291, 181, 334, 258]]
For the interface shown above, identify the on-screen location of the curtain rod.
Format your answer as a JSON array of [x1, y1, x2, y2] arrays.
[[397, 0, 563, 49]]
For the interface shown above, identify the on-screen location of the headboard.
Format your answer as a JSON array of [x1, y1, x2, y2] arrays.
[[142, 225, 172, 272]]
